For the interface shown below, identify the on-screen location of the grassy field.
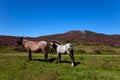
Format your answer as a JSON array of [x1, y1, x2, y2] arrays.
[[0, 43, 120, 80], [0, 47, 120, 80]]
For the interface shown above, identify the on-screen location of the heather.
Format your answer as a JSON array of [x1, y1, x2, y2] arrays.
[[0, 30, 120, 47]]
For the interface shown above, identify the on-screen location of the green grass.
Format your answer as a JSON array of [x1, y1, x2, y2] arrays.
[[0, 44, 120, 80], [0, 54, 120, 80]]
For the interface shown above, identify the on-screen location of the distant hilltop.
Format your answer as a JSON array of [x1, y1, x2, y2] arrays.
[[0, 30, 120, 47]]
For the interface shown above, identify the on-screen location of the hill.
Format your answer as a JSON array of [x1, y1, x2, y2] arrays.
[[36, 30, 120, 46], [0, 30, 120, 47]]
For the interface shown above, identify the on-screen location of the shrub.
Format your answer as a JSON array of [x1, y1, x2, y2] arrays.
[[76, 49, 87, 54], [14, 46, 26, 52], [93, 49, 101, 54]]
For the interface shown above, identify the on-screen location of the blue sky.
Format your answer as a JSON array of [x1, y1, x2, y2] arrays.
[[0, 0, 120, 37]]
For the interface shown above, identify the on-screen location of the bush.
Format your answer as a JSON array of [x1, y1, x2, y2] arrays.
[[93, 49, 101, 54], [101, 49, 117, 54], [14, 46, 26, 52], [76, 49, 87, 54]]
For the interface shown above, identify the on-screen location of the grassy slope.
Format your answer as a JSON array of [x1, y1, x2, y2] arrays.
[[1, 42, 120, 55]]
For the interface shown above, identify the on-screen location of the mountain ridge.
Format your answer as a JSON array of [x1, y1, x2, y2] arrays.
[[0, 30, 120, 47]]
